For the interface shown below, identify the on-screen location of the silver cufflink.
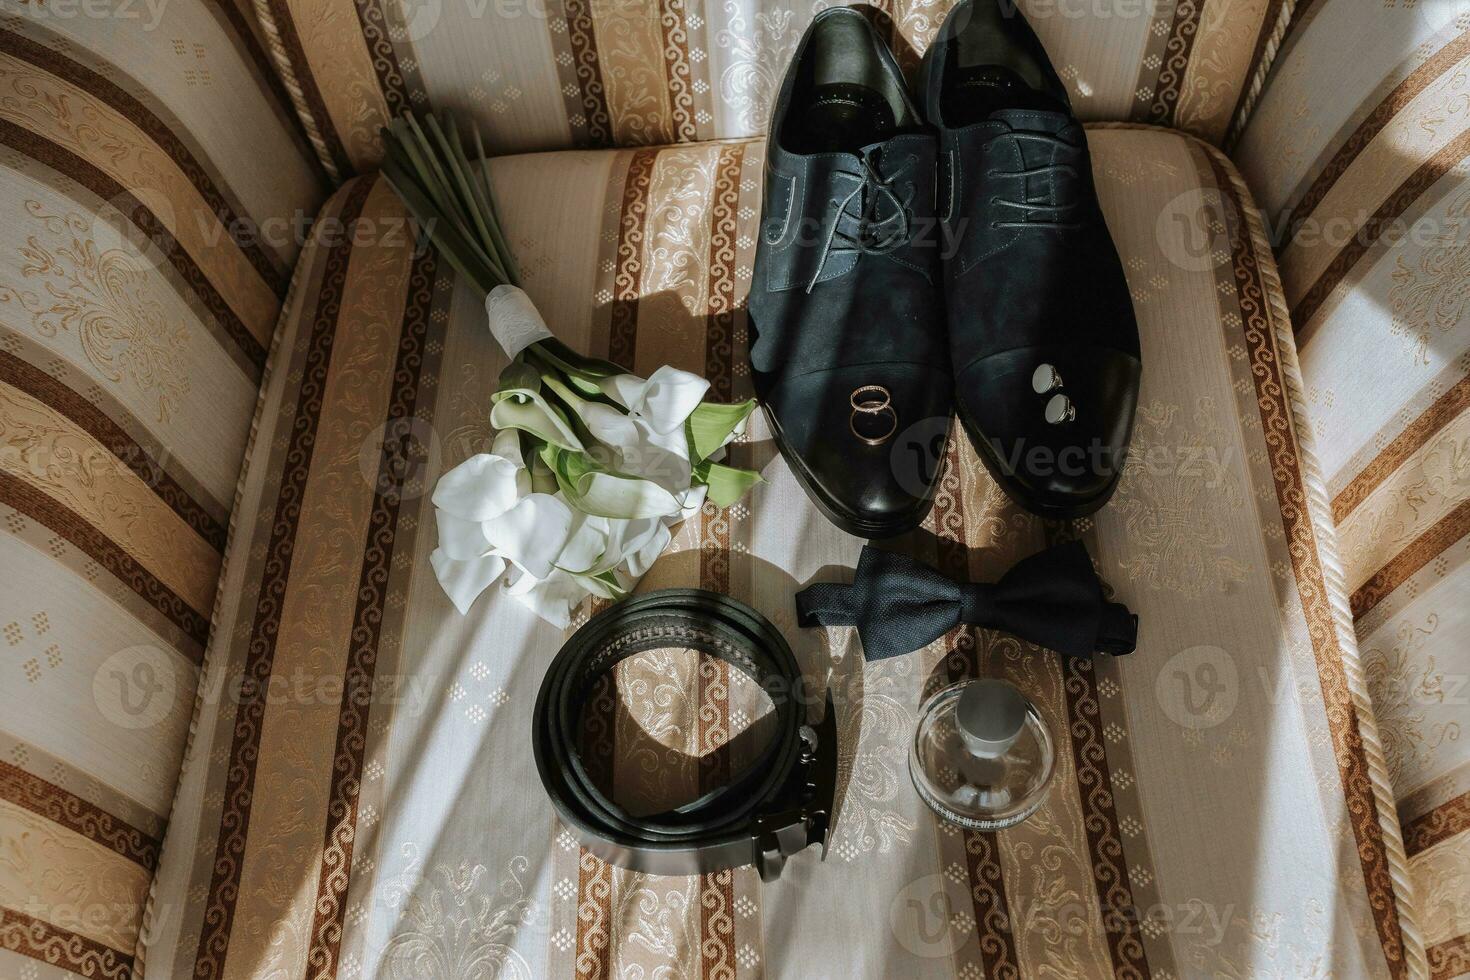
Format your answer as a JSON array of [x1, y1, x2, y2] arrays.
[[1034, 362, 1075, 424], [1031, 363, 1063, 394], [1044, 393, 1075, 425]]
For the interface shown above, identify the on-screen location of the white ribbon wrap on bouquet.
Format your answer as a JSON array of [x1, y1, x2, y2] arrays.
[[485, 284, 553, 357]]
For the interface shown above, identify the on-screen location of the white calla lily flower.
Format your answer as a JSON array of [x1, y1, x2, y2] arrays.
[[490, 387, 584, 451], [677, 484, 708, 523], [434, 510, 493, 562], [565, 468, 684, 521], [557, 513, 611, 575], [491, 428, 526, 469], [430, 549, 506, 616], [625, 522, 672, 578], [503, 564, 590, 629], [580, 403, 692, 493], [599, 365, 709, 434], [591, 516, 661, 576], [482, 493, 574, 580], [577, 400, 638, 448], [431, 452, 524, 521]]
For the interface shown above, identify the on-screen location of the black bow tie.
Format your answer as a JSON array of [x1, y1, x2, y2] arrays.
[[794, 541, 1137, 661]]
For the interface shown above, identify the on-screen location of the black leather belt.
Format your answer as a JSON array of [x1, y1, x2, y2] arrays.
[[532, 589, 836, 881]]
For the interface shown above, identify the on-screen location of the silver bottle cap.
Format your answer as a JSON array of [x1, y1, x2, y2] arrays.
[[956, 678, 1027, 759]]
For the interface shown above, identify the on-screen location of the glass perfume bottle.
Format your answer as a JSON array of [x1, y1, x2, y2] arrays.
[[910, 678, 1055, 830]]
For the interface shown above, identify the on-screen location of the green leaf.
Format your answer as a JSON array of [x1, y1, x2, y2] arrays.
[[685, 398, 756, 463], [693, 460, 762, 508]]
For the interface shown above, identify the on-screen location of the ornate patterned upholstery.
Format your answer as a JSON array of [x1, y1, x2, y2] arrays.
[[144, 134, 1416, 979], [0, 8, 324, 976], [252, 0, 1293, 176], [1236, 2, 1470, 975], [1, 1, 1461, 978]]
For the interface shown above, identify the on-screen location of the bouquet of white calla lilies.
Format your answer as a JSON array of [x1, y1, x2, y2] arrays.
[[384, 114, 761, 626]]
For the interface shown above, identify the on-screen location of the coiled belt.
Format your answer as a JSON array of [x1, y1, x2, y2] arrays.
[[532, 589, 836, 881]]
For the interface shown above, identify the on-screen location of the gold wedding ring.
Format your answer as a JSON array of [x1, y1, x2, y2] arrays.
[[849, 385, 898, 445], [850, 384, 891, 413]]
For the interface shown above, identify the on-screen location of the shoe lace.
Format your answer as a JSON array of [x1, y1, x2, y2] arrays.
[[987, 131, 1081, 231], [806, 150, 913, 293]]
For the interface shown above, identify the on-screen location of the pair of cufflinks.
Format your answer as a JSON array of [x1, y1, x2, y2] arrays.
[[1031, 364, 1076, 425]]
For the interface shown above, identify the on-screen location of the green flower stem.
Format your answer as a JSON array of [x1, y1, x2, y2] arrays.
[[466, 121, 521, 286], [401, 118, 508, 287], [536, 372, 603, 450], [426, 116, 508, 286]]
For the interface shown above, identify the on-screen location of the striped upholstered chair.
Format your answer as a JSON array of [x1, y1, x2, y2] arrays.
[[0, 1, 1464, 977]]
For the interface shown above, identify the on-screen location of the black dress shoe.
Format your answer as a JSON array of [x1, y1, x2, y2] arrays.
[[919, 0, 1140, 518], [749, 6, 951, 538]]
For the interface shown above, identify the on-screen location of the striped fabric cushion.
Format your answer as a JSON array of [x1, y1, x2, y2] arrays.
[[1236, 3, 1470, 976], [146, 132, 1418, 978], [252, 0, 1293, 178], [0, 7, 324, 977]]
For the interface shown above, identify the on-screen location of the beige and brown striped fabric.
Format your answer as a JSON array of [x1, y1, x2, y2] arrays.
[[1236, 2, 1470, 976], [0, 4, 325, 976], [250, 0, 1291, 178], [144, 130, 1419, 978]]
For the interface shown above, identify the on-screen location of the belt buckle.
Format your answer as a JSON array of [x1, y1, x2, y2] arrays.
[[754, 690, 838, 882]]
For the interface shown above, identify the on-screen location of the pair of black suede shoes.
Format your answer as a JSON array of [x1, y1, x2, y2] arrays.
[[748, 0, 1141, 537]]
